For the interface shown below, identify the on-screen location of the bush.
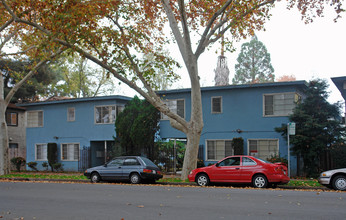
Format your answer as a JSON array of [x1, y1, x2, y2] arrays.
[[232, 137, 244, 155], [27, 162, 38, 171], [42, 162, 49, 171], [267, 154, 288, 166], [197, 159, 205, 168], [52, 163, 63, 172], [10, 157, 26, 172]]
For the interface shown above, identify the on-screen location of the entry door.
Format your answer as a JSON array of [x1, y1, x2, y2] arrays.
[[212, 157, 242, 182]]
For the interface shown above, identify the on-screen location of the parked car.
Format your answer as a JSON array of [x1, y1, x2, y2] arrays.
[[188, 155, 290, 188], [318, 168, 346, 191], [84, 156, 163, 184]]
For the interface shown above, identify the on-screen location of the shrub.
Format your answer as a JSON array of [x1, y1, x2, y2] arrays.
[[27, 162, 38, 171], [48, 143, 58, 171], [10, 157, 26, 172], [52, 163, 63, 172], [232, 137, 244, 155], [267, 154, 288, 166], [197, 159, 205, 168], [42, 162, 49, 171]]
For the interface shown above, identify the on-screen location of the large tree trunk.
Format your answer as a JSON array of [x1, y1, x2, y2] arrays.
[[0, 77, 10, 175], [181, 129, 202, 180]]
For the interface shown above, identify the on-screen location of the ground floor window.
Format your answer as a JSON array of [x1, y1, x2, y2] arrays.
[[206, 140, 233, 161], [61, 143, 79, 161], [248, 139, 278, 160], [36, 144, 47, 161]]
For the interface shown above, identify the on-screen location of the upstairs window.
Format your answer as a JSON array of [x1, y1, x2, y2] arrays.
[[211, 97, 222, 114], [264, 93, 300, 116], [6, 112, 18, 126], [95, 105, 116, 124], [27, 111, 43, 127], [67, 107, 75, 122], [161, 99, 185, 120]]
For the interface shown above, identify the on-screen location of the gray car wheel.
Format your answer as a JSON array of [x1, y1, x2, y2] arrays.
[[332, 175, 346, 191], [196, 174, 210, 186], [252, 174, 268, 188], [130, 173, 141, 184], [91, 172, 101, 183]]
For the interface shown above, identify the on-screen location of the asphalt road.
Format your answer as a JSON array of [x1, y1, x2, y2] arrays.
[[0, 181, 345, 220]]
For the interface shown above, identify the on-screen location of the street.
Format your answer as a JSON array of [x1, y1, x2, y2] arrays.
[[0, 181, 345, 220]]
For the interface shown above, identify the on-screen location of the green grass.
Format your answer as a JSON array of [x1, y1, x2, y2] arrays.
[[0, 172, 323, 187]]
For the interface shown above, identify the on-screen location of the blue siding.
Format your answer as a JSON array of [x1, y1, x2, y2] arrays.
[[23, 96, 130, 171], [158, 82, 308, 176]]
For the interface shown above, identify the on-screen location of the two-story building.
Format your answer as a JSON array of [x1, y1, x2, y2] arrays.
[[6, 103, 26, 170], [18, 95, 131, 171], [158, 81, 308, 176]]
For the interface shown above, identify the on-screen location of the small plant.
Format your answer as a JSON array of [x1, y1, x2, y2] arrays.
[[52, 163, 63, 172], [10, 157, 26, 172], [267, 154, 288, 166], [197, 159, 205, 168], [42, 162, 49, 171], [27, 162, 38, 171]]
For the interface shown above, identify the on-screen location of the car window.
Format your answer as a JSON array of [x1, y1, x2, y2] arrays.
[[218, 157, 241, 167], [108, 158, 123, 166], [123, 158, 140, 166], [242, 157, 257, 166], [140, 157, 157, 167]]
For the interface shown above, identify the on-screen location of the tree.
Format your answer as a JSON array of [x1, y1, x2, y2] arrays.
[[233, 35, 275, 84], [0, 6, 64, 175], [1, 58, 58, 102], [277, 74, 296, 82], [275, 79, 345, 177], [2, 0, 343, 179], [115, 96, 160, 160]]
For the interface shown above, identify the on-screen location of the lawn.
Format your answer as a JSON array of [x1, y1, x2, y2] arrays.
[[0, 172, 322, 187]]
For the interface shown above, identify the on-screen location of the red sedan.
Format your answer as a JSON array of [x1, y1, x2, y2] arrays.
[[188, 155, 290, 188]]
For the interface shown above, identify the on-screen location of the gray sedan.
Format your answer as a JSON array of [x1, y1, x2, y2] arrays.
[[318, 168, 346, 191], [84, 156, 163, 184]]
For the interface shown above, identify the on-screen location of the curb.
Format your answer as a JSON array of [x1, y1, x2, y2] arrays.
[[0, 177, 330, 190]]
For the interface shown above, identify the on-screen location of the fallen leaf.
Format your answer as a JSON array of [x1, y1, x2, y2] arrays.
[[137, 205, 145, 208]]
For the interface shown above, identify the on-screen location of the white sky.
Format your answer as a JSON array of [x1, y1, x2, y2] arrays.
[[115, 2, 346, 106]]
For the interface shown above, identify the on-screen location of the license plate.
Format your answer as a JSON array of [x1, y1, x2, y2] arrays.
[[153, 170, 156, 174]]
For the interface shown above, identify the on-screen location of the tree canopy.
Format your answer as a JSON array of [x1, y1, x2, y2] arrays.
[[233, 35, 275, 84], [115, 96, 160, 160], [275, 79, 345, 177]]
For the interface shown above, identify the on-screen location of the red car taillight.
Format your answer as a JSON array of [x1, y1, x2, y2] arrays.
[[143, 169, 153, 173]]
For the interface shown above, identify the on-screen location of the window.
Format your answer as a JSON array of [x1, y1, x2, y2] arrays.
[[242, 157, 257, 166], [9, 143, 19, 159], [206, 140, 233, 161], [211, 97, 222, 113], [67, 107, 75, 122], [108, 158, 123, 166], [95, 105, 116, 124], [6, 112, 18, 126], [218, 157, 240, 166], [248, 139, 278, 160], [264, 93, 300, 116], [61, 143, 79, 161], [27, 111, 43, 127], [123, 158, 140, 166], [161, 99, 185, 120], [36, 144, 47, 161]]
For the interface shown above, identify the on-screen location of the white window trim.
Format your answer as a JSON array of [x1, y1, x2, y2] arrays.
[[247, 138, 279, 159], [211, 96, 222, 114], [35, 143, 47, 161], [27, 110, 44, 127], [205, 139, 233, 161], [94, 105, 116, 124], [161, 99, 185, 120], [61, 143, 80, 161], [263, 92, 299, 117], [67, 107, 75, 122]]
